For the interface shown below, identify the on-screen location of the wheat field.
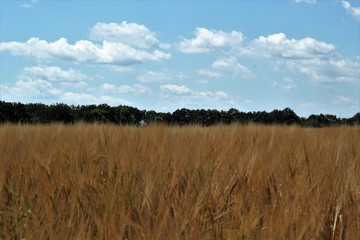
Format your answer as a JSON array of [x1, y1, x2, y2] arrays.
[[0, 123, 359, 239]]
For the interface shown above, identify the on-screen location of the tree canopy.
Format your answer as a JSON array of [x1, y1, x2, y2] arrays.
[[0, 101, 358, 127]]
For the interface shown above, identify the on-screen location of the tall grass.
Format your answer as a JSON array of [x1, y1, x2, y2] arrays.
[[0, 123, 359, 239]]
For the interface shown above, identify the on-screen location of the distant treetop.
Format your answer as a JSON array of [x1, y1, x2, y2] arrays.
[[0, 101, 358, 127]]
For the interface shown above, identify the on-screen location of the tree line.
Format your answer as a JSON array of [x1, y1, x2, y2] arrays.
[[0, 101, 359, 127]]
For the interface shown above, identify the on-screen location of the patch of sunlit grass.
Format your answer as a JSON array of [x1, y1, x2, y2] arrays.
[[0, 123, 359, 239]]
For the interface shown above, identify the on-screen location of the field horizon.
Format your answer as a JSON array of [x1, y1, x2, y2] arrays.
[[1, 123, 359, 239]]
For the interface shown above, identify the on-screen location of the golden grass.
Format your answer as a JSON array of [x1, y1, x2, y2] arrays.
[[0, 123, 359, 239]]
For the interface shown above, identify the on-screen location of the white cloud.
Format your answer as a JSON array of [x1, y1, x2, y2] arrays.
[[159, 43, 172, 49], [101, 83, 151, 94], [18, 65, 89, 89], [137, 70, 186, 83], [239, 33, 358, 84], [198, 69, 221, 78], [0, 37, 170, 66], [299, 102, 315, 109], [137, 70, 173, 82], [160, 83, 228, 101], [212, 57, 253, 78], [100, 83, 117, 92], [61, 81, 88, 88], [0, 65, 94, 102], [197, 79, 209, 84], [21, 0, 38, 8], [273, 77, 297, 92], [293, 0, 316, 4], [247, 33, 335, 59], [2, 75, 60, 102], [118, 84, 151, 94], [60, 92, 132, 106], [159, 88, 231, 111], [342, 0, 360, 22], [22, 66, 87, 82], [160, 84, 191, 94], [99, 41, 170, 64], [99, 96, 133, 106], [90, 21, 160, 48], [61, 92, 98, 102], [285, 57, 360, 83], [197, 57, 253, 80], [1, 66, 138, 106], [333, 95, 358, 105], [159, 83, 228, 101], [197, 91, 228, 99], [3, 65, 89, 99], [179, 27, 243, 53], [107, 66, 133, 73], [15, 77, 56, 95]]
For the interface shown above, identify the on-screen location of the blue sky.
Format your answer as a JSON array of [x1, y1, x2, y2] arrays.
[[0, 0, 359, 117]]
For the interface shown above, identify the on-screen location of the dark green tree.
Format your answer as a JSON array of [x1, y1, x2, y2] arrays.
[[48, 103, 74, 123]]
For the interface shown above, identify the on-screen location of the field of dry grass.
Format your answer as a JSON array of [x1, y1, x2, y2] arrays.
[[0, 123, 359, 239]]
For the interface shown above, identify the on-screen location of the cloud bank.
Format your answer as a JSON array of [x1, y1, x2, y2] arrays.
[[0, 22, 171, 66], [238, 33, 358, 84]]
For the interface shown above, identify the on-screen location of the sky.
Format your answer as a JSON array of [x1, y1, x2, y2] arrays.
[[0, 0, 359, 117]]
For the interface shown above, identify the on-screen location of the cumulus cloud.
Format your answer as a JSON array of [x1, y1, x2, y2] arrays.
[[238, 32, 358, 84], [212, 57, 253, 78], [159, 83, 228, 101], [3, 75, 60, 101], [1, 65, 138, 105], [0, 38, 170, 65], [0, 22, 171, 66], [247, 33, 335, 59], [179, 27, 243, 53], [284, 57, 360, 83], [342, 0, 360, 22], [90, 21, 160, 48], [1, 65, 93, 102], [16, 78, 58, 96], [22, 66, 87, 82], [19, 65, 89, 89], [160, 84, 191, 94], [18, 65, 88, 91], [197, 57, 253, 80]]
